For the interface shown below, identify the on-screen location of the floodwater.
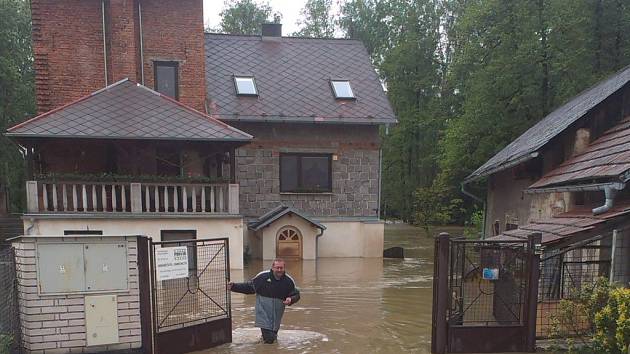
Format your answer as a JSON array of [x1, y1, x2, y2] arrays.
[[198, 224, 464, 354]]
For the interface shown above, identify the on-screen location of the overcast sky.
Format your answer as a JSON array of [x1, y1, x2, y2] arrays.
[[203, 0, 307, 34]]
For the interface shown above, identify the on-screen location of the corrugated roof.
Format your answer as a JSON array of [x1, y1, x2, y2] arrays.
[[248, 205, 326, 231], [465, 65, 630, 183], [529, 116, 630, 188], [487, 201, 630, 245], [204, 33, 397, 125], [6, 79, 253, 142]]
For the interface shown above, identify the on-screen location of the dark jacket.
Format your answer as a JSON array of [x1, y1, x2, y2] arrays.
[[231, 270, 300, 331]]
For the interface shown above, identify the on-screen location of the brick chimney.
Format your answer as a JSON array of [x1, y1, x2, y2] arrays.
[[31, 0, 207, 113]]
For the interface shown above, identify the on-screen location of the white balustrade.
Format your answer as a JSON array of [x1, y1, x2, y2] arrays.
[[27, 181, 238, 215]]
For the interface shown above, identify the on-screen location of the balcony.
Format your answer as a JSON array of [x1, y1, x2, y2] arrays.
[[26, 180, 239, 215]]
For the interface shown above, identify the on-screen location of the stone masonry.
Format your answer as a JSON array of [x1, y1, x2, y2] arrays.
[[14, 236, 141, 353], [234, 123, 381, 218]]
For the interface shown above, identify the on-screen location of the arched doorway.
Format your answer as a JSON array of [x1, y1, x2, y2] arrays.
[[276, 226, 302, 259]]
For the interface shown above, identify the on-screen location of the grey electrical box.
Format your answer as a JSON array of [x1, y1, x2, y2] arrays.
[[37, 243, 85, 293], [85, 243, 128, 291], [37, 242, 128, 294]]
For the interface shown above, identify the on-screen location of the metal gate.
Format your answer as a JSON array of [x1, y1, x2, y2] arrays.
[[536, 230, 630, 340], [0, 246, 22, 354], [143, 237, 232, 354], [432, 233, 540, 353]]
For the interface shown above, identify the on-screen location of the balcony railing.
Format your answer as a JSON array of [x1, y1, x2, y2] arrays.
[[26, 181, 239, 215]]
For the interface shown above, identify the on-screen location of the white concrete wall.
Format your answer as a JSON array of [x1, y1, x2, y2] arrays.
[[23, 216, 245, 269], [246, 219, 384, 259]]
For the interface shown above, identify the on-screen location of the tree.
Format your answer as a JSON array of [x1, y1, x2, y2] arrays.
[[217, 0, 281, 35], [294, 0, 336, 38], [0, 0, 35, 212]]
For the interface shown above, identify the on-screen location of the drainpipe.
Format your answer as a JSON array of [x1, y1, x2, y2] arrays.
[[101, 0, 108, 85], [377, 148, 382, 217], [138, 0, 145, 85], [315, 228, 325, 259], [460, 182, 487, 239], [592, 185, 623, 215]]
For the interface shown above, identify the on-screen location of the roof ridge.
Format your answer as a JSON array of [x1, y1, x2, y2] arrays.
[[204, 32, 363, 43], [146, 85, 253, 139]]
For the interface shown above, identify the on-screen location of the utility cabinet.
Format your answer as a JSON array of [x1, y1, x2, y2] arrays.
[[85, 295, 119, 346], [37, 242, 128, 294]]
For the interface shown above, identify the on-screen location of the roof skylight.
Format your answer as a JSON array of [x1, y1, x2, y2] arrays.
[[331, 80, 355, 99], [234, 76, 258, 96]]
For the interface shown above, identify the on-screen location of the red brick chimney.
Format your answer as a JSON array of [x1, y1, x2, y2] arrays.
[[31, 0, 206, 113]]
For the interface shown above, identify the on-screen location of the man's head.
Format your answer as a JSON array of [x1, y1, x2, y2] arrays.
[[271, 258, 285, 279]]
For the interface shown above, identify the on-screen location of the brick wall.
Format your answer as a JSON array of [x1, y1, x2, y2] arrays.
[[233, 123, 381, 218], [31, 0, 206, 113], [14, 236, 141, 353], [139, 0, 206, 111], [31, 0, 106, 113]]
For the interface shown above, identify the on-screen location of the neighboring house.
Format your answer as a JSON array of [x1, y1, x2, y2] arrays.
[[463, 66, 630, 338], [463, 65, 630, 244], [6, 0, 396, 269]]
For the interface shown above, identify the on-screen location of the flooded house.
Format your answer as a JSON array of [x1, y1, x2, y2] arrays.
[[5, 0, 396, 270], [462, 65, 630, 339]]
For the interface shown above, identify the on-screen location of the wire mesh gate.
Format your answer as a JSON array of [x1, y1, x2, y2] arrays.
[[0, 246, 21, 354], [147, 238, 232, 354], [536, 230, 630, 339], [432, 233, 540, 353]]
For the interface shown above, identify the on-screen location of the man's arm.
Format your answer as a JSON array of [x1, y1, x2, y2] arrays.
[[287, 287, 300, 305], [228, 281, 255, 294]]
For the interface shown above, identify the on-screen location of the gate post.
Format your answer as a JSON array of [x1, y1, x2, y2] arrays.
[[136, 236, 154, 354], [524, 232, 542, 352], [432, 232, 450, 354]]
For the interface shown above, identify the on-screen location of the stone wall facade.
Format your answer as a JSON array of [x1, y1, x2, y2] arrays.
[[233, 123, 381, 218], [14, 236, 141, 353]]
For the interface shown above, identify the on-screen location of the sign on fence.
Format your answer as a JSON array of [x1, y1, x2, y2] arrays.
[[155, 246, 189, 281]]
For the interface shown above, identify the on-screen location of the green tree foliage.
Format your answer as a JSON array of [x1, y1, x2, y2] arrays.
[[294, 0, 336, 38], [340, 0, 630, 227], [0, 0, 35, 212], [217, 0, 281, 35]]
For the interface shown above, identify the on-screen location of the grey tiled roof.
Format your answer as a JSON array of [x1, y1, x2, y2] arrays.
[[205, 34, 397, 125], [465, 65, 630, 183], [529, 116, 630, 189], [248, 205, 326, 231], [7, 79, 252, 142]]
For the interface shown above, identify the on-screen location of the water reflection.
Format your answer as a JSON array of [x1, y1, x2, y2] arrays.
[[196, 224, 446, 354]]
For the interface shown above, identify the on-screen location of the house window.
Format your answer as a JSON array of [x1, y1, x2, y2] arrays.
[[234, 76, 258, 96], [154, 61, 179, 99], [330, 80, 354, 99], [64, 230, 103, 235], [280, 153, 332, 193], [161, 230, 197, 275]]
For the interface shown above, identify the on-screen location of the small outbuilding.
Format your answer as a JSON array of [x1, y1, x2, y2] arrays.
[[247, 206, 326, 260]]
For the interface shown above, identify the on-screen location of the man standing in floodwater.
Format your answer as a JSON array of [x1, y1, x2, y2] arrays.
[[228, 258, 300, 344]]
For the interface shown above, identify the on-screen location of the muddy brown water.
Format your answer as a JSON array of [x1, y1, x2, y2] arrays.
[[196, 224, 464, 354]]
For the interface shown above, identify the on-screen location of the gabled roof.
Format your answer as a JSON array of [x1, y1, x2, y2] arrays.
[[487, 200, 630, 245], [248, 205, 326, 231], [6, 79, 252, 142], [204, 33, 397, 125], [529, 115, 630, 189], [465, 65, 630, 183]]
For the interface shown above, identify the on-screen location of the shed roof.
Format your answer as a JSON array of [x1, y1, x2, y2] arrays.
[[487, 201, 630, 245], [465, 65, 630, 183], [529, 116, 630, 189], [6, 79, 253, 142], [248, 205, 326, 231], [204, 33, 397, 125]]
